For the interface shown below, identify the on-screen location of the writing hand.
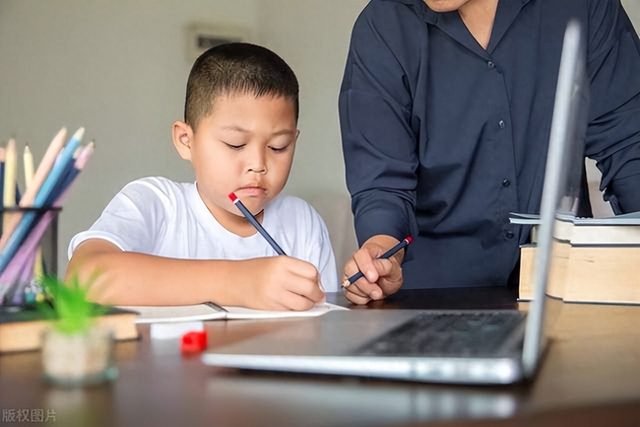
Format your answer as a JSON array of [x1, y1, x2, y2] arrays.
[[342, 235, 406, 305], [237, 256, 325, 311]]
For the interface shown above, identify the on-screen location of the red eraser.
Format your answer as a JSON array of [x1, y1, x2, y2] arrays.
[[405, 236, 413, 244], [228, 192, 238, 202], [181, 330, 208, 352]]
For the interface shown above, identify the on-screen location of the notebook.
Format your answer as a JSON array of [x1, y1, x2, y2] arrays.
[[201, 21, 587, 385], [120, 302, 347, 324]]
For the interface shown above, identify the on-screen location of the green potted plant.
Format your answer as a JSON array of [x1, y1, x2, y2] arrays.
[[38, 275, 118, 386]]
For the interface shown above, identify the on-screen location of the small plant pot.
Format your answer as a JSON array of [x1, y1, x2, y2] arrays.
[[41, 326, 118, 386]]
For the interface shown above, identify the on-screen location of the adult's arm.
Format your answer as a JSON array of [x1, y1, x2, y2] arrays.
[[585, 0, 640, 213], [339, 2, 422, 246]]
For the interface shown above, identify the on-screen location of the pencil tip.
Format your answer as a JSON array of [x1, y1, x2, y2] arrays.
[[53, 127, 68, 143], [72, 127, 85, 141]]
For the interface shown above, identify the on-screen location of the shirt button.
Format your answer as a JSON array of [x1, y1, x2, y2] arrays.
[[502, 179, 511, 187], [499, 120, 505, 128], [487, 61, 495, 68], [505, 230, 515, 239]]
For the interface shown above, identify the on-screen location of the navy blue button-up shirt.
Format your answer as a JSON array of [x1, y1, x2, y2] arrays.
[[339, 0, 640, 288]]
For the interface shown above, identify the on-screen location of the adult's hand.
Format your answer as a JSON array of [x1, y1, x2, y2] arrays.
[[341, 235, 405, 305]]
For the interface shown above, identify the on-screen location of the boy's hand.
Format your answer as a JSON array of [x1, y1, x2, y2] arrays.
[[236, 256, 325, 311], [342, 235, 404, 305]]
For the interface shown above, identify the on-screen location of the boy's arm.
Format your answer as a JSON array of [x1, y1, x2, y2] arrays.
[[66, 239, 325, 310]]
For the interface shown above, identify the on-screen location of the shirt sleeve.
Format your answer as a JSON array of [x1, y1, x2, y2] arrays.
[[584, 0, 640, 213], [67, 179, 165, 258], [339, 2, 421, 245], [314, 229, 339, 293], [304, 203, 339, 292]]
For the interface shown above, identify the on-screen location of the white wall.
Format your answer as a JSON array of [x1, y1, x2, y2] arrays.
[[623, 0, 640, 28]]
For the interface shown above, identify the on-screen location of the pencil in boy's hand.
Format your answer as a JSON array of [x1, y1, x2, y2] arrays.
[[228, 192, 328, 293], [228, 192, 286, 256], [342, 236, 413, 288]]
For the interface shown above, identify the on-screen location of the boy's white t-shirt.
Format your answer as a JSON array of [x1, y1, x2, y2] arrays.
[[68, 177, 339, 292]]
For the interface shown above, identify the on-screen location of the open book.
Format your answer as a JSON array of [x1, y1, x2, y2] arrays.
[[119, 302, 348, 324]]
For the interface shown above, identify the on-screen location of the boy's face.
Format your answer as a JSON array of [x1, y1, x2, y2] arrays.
[[173, 93, 298, 232]]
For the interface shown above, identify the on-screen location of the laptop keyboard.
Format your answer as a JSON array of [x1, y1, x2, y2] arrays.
[[356, 311, 526, 358]]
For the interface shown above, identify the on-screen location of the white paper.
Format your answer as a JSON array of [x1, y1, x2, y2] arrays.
[[121, 302, 348, 324]]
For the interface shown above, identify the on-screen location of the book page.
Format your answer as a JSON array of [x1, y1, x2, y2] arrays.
[[121, 302, 348, 324], [509, 211, 640, 225], [223, 302, 348, 320], [120, 304, 227, 324]]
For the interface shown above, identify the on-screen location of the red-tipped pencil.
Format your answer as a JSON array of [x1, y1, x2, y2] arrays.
[[228, 192, 285, 256], [343, 236, 412, 287]]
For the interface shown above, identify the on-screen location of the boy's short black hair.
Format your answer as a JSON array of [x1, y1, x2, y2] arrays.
[[184, 42, 299, 130]]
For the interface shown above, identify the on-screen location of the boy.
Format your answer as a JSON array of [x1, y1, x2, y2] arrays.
[[66, 43, 338, 310]]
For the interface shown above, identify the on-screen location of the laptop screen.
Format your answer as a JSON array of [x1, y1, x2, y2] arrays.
[[522, 19, 589, 376]]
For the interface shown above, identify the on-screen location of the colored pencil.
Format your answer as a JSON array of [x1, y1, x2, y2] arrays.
[[0, 128, 67, 249], [23, 144, 34, 190], [0, 134, 94, 302], [0, 128, 85, 273], [0, 210, 56, 304], [33, 127, 83, 207], [2, 138, 17, 232], [0, 146, 5, 235], [20, 127, 67, 207], [23, 143, 43, 281]]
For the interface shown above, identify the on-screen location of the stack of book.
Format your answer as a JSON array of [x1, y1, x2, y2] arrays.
[[511, 212, 640, 304], [0, 127, 93, 306]]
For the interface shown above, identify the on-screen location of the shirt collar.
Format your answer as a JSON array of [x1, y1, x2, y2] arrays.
[[406, 0, 532, 55], [407, 0, 532, 26]]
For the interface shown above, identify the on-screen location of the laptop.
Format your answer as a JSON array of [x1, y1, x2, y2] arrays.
[[201, 21, 588, 385]]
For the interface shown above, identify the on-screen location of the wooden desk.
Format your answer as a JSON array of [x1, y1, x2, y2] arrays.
[[1, 288, 638, 427]]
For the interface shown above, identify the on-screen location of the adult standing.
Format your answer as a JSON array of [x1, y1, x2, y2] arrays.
[[339, 0, 640, 304]]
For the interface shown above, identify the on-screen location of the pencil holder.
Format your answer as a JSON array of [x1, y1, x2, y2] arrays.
[[0, 206, 61, 307]]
